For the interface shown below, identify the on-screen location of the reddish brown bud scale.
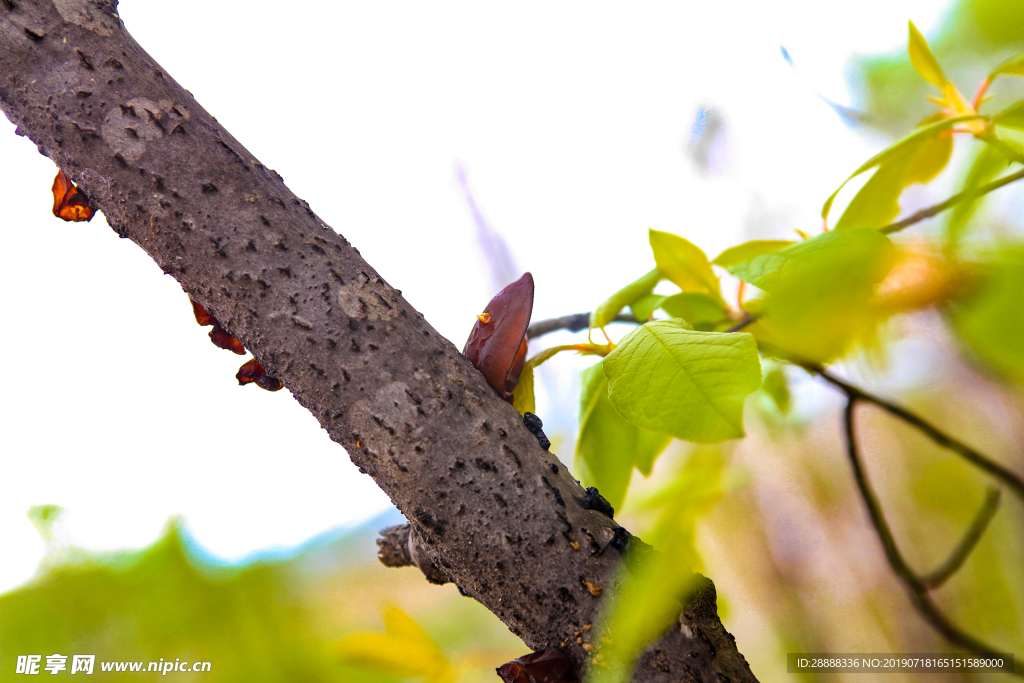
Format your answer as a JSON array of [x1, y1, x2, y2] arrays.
[[51, 170, 96, 222], [463, 272, 534, 402]]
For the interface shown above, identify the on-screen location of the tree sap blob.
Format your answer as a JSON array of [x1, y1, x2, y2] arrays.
[[463, 272, 534, 402]]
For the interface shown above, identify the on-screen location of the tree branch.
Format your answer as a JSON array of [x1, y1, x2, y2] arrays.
[[842, 397, 1016, 668], [811, 366, 1024, 504], [879, 167, 1024, 234], [920, 487, 1001, 590], [0, 3, 754, 681], [527, 312, 638, 339]]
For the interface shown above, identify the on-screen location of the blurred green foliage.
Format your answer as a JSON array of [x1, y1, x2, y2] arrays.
[[856, 0, 1024, 131], [0, 513, 521, 682]]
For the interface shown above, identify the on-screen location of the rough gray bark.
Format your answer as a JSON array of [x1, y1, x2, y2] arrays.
[[0, 2, 756, 680]]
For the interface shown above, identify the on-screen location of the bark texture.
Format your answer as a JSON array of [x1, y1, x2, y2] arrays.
[[0, 2, 756, 681]]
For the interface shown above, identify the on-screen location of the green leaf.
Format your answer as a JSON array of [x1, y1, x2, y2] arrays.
[[658, 292, 727, 327], [946, 145, 1008, 247], [514, 341, 612, 415], [712, 240, 796, 267], [989, 52, 1024, 80], [512, 363, 536, 415], [649, 229, 723, 302], [729, 229, 887, 290], [908, 21, 947, 88], [833, 128, 953, 230], [576, 363, 671, 509], [591, 268, 661, 328], [822, 114, 984, 224], [951, 247, 1024, 384], [629, 293, 667, 322], [591, 450, 727, 683], [603, 321, 762, 443], [28, 504, 63, 543], [992, 99, 1024, 131], [761, 365, 791, 415], [730, 230, 895, 362]]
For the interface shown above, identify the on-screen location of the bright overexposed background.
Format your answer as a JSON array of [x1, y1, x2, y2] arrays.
[[0, 1, 953, 594]]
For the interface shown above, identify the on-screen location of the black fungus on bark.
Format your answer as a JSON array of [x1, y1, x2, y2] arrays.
[[523, 412, 551, 450]]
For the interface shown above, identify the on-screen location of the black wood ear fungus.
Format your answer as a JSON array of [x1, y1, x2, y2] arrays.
[[523, 412, 551, 450], [580, 487, 614, 519]]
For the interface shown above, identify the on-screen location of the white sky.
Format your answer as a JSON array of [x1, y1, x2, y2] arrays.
[[0, 0, 951, 592]]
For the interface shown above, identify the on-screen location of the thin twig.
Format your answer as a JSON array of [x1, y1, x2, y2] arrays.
[[920, 487, 1002, 589], [526, 312, 638, 339], [724, 314, 757, 333], [842, 398, 1015, 664], [880, 168, 1024, 234], [811, 366, 1024, 504], [527, 312, 755, 337]]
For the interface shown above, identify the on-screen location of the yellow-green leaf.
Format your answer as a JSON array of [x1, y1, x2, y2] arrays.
[[731, 230, 895, 362], [336, 606, 452, 682], [512, 363, 536, 415], [951, 248, 1024, 385], [591, 450, 727, 683], [992, 99, 1024, 131], [658, 292, 727, 327], [822, 114, 983, 224], [946, 145, 1008, 247], [908, 20, 947, 88], [989, 52, 1024, 80], [712, 240, 795, 267], [649, 229, 723, 302], [630, 293, 667, 322], [834, 130, 952, 230], [761, 365, 791, 415], [576, 363, 671, 509], [591, 268, 661, 328], [603, 321, 762, 443]]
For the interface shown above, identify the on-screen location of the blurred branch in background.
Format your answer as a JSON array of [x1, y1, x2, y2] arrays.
[[454, 163, 521, 294], [841, 397, 1010, 661], [880, 166, 1024, 234]]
